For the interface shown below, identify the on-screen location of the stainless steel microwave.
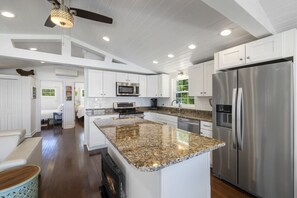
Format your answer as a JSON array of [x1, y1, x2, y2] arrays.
[[116, 82, 140, 96]]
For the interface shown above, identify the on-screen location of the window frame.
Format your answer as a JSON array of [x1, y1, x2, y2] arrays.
[[41, 88, 56, 97], [174, 77, 195, 108]]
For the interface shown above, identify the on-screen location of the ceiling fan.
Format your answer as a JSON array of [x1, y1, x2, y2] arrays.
[[44, 0, 113, 28]]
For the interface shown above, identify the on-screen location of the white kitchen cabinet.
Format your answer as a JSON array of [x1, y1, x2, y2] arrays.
[[87, 114, 119, 150], [139, 75, 147, 97], [147, 75, 159, 97], [189, 60, 214, 97], [203, 61, 214, 97], [103, 71, 116, 97], [245, 34, 282, 64], [215, 29, 296, 71], [218, 44, 246, 70], [189, 63, 204, 97], [87, 70, 103, 97], [147, 74, 170, 98], [200, 121, 213, 166], [87, 69, 115, 97], [158, 74, 170, 98], [116, 72, 139, 83], [128, 74, 139, 83]]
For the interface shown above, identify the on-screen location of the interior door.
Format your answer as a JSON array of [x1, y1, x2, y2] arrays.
[[237, 62, 293, 198], [212, 70, 237, 185]]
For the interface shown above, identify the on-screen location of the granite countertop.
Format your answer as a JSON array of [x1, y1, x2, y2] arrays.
[[138, 107, 213, 122], [94, 117, 225, 172]]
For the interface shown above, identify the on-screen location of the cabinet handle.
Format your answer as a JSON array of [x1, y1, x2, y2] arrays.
[[200, 92, 203, 94], [204, 92, 206, 94], [246, 56, 250, 59], [239, 58, 243, 61]]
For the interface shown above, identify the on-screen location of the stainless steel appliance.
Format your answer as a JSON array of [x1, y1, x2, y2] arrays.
[[116, 82, 140, 96], [113, 102, 144, 118], [177, 117, 200, 134], [212, 61, 294, 198], [150, 98, 158, 110]]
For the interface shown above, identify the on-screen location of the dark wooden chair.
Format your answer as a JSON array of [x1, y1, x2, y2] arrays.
[[53, 112, 63, 133]]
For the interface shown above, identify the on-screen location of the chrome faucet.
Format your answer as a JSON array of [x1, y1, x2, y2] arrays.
[[171, 99, 182, 113]]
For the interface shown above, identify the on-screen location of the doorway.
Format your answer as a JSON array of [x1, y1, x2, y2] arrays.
[[74, 82, 84, 126]]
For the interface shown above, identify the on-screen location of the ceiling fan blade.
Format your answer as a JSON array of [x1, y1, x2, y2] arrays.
[[70, 8, 113, 24], [47, 0, 60, 7], [44, 16, 56, 28]]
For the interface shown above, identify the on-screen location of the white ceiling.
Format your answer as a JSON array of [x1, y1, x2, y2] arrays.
[[259, 0, 297, 32], [0, 0, 296, 73]]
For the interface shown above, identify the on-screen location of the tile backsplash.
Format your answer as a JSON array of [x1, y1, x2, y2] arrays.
[[85, 97, 151, 108]]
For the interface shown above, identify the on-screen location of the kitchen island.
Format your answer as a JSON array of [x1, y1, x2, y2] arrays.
[[94, 117, 225, 198]]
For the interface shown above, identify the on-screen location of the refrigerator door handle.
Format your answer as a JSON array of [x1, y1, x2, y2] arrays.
[[232, 88, 237, 149], [237, 88, 243, 150]]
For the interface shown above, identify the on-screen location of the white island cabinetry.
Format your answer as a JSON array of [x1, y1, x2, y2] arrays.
[[86, 114, 118, 150]]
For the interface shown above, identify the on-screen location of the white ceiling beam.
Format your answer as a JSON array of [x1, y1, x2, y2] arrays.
[[202, 0, 276, 38]]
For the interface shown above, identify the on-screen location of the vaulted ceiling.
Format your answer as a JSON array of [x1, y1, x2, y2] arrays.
[[0, 0, 296, 73]]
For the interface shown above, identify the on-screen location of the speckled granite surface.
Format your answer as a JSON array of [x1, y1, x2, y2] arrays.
[[138, 107, 213, 122], [94, 117, 224, 172]]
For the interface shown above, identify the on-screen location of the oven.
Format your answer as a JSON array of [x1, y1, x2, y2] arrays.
[[116, 82, 140, 96]]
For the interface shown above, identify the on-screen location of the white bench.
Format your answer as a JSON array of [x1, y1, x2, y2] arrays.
[[0, 129, 42, 172]]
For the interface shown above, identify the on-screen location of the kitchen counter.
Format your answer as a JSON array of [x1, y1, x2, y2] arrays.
[[94, 117, 224, 172], [138, 107, 213, 122]]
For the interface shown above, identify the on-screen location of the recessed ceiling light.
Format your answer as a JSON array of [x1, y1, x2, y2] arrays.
[[188, 44, 196, 50], [220, 29, 232, 36], [40, 61, 45, 64], [103, 36, 110, 42], [29, 48, 37, 51], [153, 60, 158, 64], [1, 11, 15, 18], [168, 54, 174, 58]]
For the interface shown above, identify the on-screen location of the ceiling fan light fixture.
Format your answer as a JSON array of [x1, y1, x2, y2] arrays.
[[50, 5, 73, 28]]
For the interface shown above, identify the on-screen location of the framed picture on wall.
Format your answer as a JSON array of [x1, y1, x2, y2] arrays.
[[32, 87, 37, 99], [66, 86, 72, 101]]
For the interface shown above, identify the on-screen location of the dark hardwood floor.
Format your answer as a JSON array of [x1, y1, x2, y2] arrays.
[[35, 123, 254, 198]]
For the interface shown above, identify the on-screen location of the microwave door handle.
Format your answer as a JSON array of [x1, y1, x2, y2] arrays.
[[237, 88, 243, 150], [232, 88, 237, 149]]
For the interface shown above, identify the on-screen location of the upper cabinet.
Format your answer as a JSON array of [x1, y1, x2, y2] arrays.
[[147, 74, 170, 98], [87, 69, 116, 97], [138, 75, 147, 97], [158, 74, 170, 98], [218, 45, 246, 70], [216, 29, 296, 71], [245, 34, 282, 64], [147, 75, 158, 97], [189, 60, 214, 97], [116, 72, 139, 83]]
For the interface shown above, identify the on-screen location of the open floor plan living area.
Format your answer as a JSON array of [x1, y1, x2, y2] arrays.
[[0, 0, 297, 197]]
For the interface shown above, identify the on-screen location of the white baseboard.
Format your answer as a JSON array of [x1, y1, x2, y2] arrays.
[[87, 144, 107, 151], [63, 124, 75, 129]]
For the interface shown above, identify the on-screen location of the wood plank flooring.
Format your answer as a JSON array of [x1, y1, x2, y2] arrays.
[[35, 123, 254, 198]]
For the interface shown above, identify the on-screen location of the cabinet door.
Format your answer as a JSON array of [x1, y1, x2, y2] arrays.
[[218, 44, 245, 69], [203, 61, 214, 97], [89, 120, 106, 148], [188, 63, 204, 96], [147, 75, 158, 97], [116, 72, 128, 82], [246, 34, 282, 64], [88, 70, 103, 97], [139, 75, 147, 97], [128, 74, 139, 84], [103, 71, 116, 97], [158, 74, 170, 97]]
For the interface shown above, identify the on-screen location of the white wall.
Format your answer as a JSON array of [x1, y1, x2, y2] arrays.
[[157, 69, 212, 111], [75, 82, 84, 107], [0, 65, 84, 130], [41, 81, 63, 110]]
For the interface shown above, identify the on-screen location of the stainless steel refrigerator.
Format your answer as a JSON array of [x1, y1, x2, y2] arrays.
[[212, 61, 294, 198]]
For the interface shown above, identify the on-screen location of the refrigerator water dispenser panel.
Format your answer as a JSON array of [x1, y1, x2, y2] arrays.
[[216, 105, 232, 128]]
